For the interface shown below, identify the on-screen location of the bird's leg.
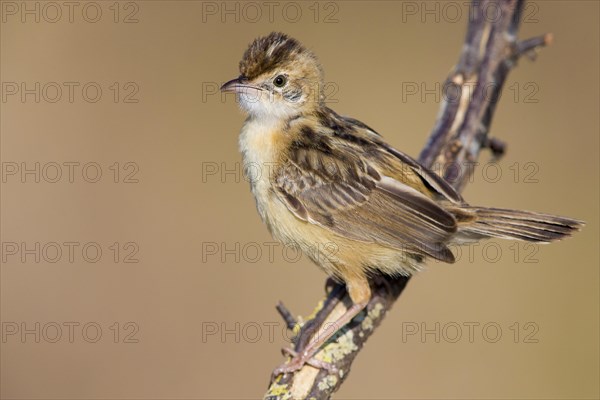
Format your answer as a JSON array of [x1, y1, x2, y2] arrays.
[[280, 348, 338, 371], [292, 279, 345, 351], [273, 275, 371, 376]]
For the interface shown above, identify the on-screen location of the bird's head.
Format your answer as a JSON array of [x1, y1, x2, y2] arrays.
[[221, 32, 325, 120]]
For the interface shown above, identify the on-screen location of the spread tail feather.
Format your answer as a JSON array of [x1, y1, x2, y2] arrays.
[[458, 207, 584, 243]]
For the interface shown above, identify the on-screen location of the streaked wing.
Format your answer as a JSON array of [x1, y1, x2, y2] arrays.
[[273, 125, 458, 262], [383, 146, 464, 204]]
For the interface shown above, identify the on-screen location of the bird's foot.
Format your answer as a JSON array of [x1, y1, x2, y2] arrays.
[[272, 347, 337, 378]]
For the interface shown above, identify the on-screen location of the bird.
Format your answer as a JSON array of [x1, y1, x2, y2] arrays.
[[220, 32, 583, 375]]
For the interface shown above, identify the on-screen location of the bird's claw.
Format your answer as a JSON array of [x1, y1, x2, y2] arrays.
[[272, 347, 337, 379]]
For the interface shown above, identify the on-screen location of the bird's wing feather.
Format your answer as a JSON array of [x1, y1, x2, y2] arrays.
[[339, 114, 464, 205], [273, 129, 458, 262]]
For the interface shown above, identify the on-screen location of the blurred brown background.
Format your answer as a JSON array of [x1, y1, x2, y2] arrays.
[[1, 1, 598, 399]]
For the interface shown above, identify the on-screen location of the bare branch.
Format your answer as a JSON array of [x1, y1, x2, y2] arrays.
[[276, 302, 299, 331]]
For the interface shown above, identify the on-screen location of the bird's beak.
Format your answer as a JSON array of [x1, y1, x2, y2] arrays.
[[220, 76, 262, 93]]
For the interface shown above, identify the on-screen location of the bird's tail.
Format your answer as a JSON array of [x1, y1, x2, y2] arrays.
[[456, 207, 584, 243]]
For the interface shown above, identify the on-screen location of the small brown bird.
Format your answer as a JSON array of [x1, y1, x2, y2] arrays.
[[221, 32, 583, 374]]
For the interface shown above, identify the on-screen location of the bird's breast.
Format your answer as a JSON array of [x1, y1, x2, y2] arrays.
[[238, 117, 288, 222]]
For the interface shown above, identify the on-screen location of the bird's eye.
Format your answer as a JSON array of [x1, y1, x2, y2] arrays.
[[273, 75, 287, 88]]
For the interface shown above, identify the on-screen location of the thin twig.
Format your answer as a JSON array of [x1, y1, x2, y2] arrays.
[[276, 302, 298, 331]]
